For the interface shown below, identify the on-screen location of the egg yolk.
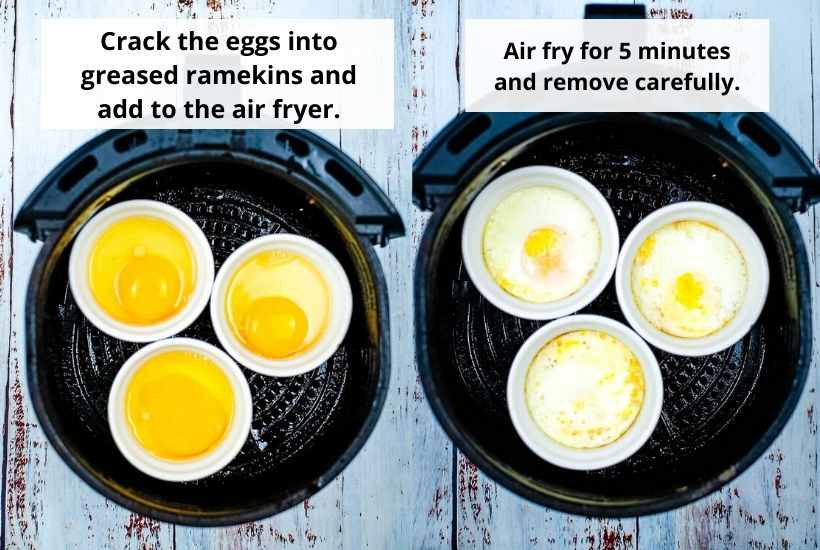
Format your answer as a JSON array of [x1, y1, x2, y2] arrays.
[[523, 227, 564, 271], [674, 272, 705, 310], [243, 296, 309, 358], [482, 186, 601, 304], [226, 250, 330, 360], [88, 215, 195, 325], [125, 350, 234, 461]]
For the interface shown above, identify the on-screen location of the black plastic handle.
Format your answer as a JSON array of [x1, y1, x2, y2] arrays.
[[584, 3, 646, 19], [412, 113, 549, 210], [690, 113, 820, 213], [413, 2, 649, 210], [15, 129, 404, 246], [412, 112, 820, 214], [581, 3, 819, 211]]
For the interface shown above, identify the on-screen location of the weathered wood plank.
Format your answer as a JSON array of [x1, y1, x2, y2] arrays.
[[813, 0, 820, 545], [328, 0, 458, 545], [637, 1, 818, 549], [453, 2, 638, 548], [4, 0, 177, 548], [0, 0, 15, 546]]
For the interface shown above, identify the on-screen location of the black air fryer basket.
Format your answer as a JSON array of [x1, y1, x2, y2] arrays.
[[14, 129, 404, 525], [414, 112, 820, 516]]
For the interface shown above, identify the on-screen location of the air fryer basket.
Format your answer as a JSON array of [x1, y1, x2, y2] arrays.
[[414, 113, 820, 516], [15, 130, 404, 525]]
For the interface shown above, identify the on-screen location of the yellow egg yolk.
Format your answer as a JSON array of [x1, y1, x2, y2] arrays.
[[226, 250, 330, 360], [125, 350, 234, 461], [674, 272, 705, 310], [88, 215, 195, 325], [244, 296, 309, 358], [524, 227, 561, 257], [523, 227, 564, 273]]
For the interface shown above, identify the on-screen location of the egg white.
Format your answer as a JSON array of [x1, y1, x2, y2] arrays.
[[482, 186, 601, 303], [631, 220, 748, 338], [524, 330, 645, 449]]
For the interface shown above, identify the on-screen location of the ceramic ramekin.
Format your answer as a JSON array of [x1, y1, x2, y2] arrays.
[[108, 338, 252, 482], [615, 201, 769, 357], [507, 315, 663, 470], [462, 166, 619, 320], [210, 234, 353, 377], [68, 199, 214, 343]]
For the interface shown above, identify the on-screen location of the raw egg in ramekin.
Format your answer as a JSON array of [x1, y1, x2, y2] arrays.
[[615, 202, 769, 356], [507, 315, 663, 470], [108, 338, 252, 482], [210, 234, 353, 377], [462, 166, 619, 320], [68, 200, 214, 342]]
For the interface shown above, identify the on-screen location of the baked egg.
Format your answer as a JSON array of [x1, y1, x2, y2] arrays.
[[631, 220, 748, 338], [524, 329, 645, 449], [482, 187, 601, 303]]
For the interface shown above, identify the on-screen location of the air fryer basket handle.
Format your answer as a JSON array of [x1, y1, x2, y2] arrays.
[[413, 111, 820, 213], [413, 4, 648, 211], [15, 130, 404, 245], [584, 3, 646, 19], [243, 130, 405, 245], [412, 113, 550, 210], [694, 113, 820, 213]]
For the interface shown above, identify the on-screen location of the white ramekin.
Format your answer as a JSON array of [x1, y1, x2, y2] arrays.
[[461, 166, 619, 320], [507, 315, 663, 470], [68, 200, 215, 343], [108, 338, 252, 482], [615, 201, 769, 357], [210, 234, 353, 377]]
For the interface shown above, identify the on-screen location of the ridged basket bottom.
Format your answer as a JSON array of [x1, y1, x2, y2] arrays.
[[43, 164, 372, 496], [434, 126, 775, 481]]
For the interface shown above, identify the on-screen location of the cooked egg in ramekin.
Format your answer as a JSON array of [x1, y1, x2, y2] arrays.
[[632, 221, 747, 338], [68, 200, 214, 342], [462, 166, 618, 320], [108, 338, 252, 482], [210, 234, 353, 377], [525, 329, 644, 449], [616, 202, 769, 356], [483, 186, 601, 303], [507, 315, 663, 470]]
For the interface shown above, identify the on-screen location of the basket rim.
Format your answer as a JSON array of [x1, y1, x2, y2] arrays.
[[414, 112, 816, 517], [22, 146, 393, 526]]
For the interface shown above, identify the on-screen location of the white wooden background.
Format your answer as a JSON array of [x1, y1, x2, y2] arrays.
[[0, 0, 817, 548]]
